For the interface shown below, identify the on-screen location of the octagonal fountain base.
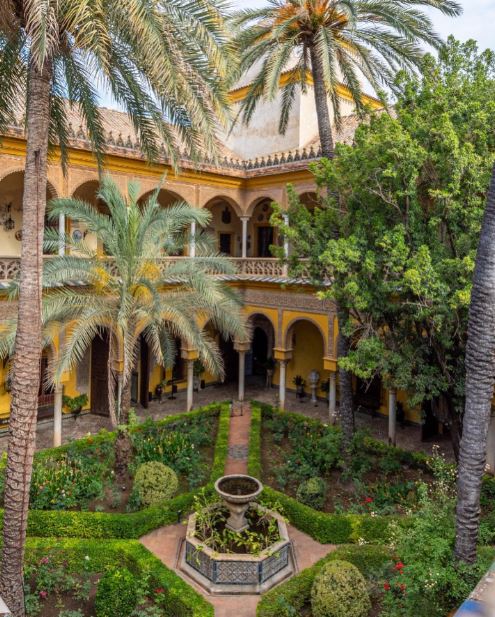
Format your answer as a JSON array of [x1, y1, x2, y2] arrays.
[[179, 505, 295, 595]]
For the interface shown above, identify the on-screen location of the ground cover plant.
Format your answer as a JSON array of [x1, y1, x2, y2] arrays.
[[0, 406, 220, 514], [260, 405, 432, 515]]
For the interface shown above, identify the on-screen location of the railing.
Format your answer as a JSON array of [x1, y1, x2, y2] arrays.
[[0, 256, 310, 282]]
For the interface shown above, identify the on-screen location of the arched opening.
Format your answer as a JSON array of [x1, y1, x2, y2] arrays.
[[203, 322, 238, 385], [299, 191, 319, 210], [37, 347, 55, 419], [71, 180, 108, 254], [246, 314, 275, 383], [0, 171, 57, 257], [204, 198, 242, 256], [90, 329, 110, 416], [139, 188, 187, 256], [250, 198, 278, 257], [286, 319, 325, 399]]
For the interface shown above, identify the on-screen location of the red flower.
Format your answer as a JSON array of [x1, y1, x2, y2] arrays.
[[383, 582, 391, 591], [395, 562, 404, 571], [154, 588, 165, 594], [399, 583, 407, 592], [364, 497, 373, 504]]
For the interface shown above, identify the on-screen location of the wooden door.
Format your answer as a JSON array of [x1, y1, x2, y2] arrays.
[[139, 337, 150, 408], [91, 332, 109, 416]]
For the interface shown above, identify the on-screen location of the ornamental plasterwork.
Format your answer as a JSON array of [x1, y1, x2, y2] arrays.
[[242, 287, 335, 313]]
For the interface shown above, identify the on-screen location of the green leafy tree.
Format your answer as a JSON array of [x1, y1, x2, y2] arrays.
[[234, 0, 461, 448], [273, 39, 495, 456], [0, 2, 233, 613]]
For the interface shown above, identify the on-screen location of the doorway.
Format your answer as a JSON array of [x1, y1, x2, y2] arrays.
[[257, 226, 274, 257], [91, 331, 110, 416]]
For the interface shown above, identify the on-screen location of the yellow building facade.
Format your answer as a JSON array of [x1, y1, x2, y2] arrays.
[[0, 94, 423, 443]]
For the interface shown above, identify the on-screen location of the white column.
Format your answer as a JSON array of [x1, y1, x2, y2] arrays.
[[388, 388, 397, 446], [240, 216, 250, 259], [238, 350, 246, 402], [186, 359, 194, 411], [53, 384, 63, 447], [190, 220, 196, 258], [58, 213, 65, 256], [329, 371, 337, 423], [279, 360, 288, 410]]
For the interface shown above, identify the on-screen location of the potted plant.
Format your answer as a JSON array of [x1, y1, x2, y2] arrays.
[[63, 393, 88, 417], [264, 357, 276, 388], [155, 380, 166, 403], [293, 375, 305, 399]]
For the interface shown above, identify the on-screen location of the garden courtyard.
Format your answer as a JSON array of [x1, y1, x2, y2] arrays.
[[2, 0, 495, 616]]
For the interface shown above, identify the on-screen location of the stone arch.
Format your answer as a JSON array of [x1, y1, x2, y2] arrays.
[[203, 195, 243, 218], [246, 195, 277, 218], [248, 197, 279, 258], [203, 196, 243, 256], [138, 187, 188, 208], [284, 316, 328, 355], [299, 191, 319, 209], [246, 312, 276, 379], [285, 317, 327, 397], [0, 170, 58, 256]]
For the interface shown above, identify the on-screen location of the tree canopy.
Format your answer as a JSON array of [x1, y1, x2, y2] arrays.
[[274, 38, 495, 453]]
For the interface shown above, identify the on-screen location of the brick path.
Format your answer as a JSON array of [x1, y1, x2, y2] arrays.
[[139, 399, 336, 617], [225, 401, 250, 475]]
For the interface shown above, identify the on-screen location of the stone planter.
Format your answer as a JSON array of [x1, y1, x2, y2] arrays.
[[180, 505, 294, 594]]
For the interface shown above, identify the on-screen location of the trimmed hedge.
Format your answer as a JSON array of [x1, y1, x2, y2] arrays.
[[0, 404, 231, 539], [25, 537, 214, 617], [257, 544, 391, 617]]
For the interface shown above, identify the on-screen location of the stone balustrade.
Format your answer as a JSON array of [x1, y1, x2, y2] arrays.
[[0, 256, 310, 283]]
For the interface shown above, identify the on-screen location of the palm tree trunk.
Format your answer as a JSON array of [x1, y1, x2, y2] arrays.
[[0, 58, 52, 617], [310, 45, 334, 157], [455, 165, 495, 564], [337, 308, 355, 451], [114, 373, 133, 477]]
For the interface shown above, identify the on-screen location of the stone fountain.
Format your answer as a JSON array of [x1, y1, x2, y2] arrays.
[[180, 474, 294, 594]]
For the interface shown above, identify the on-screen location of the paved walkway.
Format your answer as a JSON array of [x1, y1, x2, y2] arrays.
[[139, 400, 336, 617], [0, 380, 454, 460], [225, 401, 251, 475]]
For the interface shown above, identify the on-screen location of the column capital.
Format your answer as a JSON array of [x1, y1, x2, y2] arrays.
[[273, 347, 293, 362], [181, 348, 199, 361], [240, 214, 251, 221], [234, 340, 251, 353]]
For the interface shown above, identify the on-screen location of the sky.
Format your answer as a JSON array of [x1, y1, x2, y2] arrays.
[[99, 0, 493, 110]]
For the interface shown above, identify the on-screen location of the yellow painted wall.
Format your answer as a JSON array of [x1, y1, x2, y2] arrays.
[[286, 321, 326, 397]]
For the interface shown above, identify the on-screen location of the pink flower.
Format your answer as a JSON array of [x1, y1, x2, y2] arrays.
[[39, 591, 48, 599], [154, 587, 165, 594], [39, 557, 49, 565]]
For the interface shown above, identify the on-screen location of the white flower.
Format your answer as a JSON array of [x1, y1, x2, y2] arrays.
[[84, 555, 90, 561]]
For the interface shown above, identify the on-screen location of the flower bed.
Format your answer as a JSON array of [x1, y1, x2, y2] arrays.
[[258, 403, 432, 516], [0, 404, 231, 539], [0, 404, 225, 514], [24, 538, 214, 617]]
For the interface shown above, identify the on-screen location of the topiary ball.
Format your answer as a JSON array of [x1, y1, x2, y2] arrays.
[[311, 560, 371, 617], [133, 461, 178, 508], [95, 568, 137, 617], [296, 477, 326, 510]]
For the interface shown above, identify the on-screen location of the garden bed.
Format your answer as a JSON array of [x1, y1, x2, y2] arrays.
[[260, 405, 433, 515], [0, 405, 223, 515]]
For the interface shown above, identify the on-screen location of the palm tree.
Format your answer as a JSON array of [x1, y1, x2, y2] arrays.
[[232, 0, 461, 450], [233, 0, 462, 156], [455, 165, 495, 564], [1, 175, 247, 471], [0, 2, 233, 613]]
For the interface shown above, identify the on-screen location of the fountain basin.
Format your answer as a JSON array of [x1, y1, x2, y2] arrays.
[[214, 474, 263, 532], [180, 504, 294, 594]]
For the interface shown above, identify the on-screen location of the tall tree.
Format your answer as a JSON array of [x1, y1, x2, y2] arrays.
[[0, 2, 233, 614], [273, 39, 495, 454], [233, 0, 460, 447], [233, 0, 461, 156], [455, 165, 495, 564]]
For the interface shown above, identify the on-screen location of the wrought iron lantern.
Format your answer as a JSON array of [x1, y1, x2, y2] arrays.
[[0, 202, 15, 231]]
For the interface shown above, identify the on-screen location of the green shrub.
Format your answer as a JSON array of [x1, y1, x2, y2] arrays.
[[296, 477, 326, 510], [132, 461, 178, 508], [257, 545, 390, 617], [311, 560, 371, 617], [95, 568, 137, 617]]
